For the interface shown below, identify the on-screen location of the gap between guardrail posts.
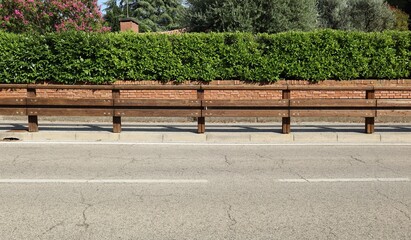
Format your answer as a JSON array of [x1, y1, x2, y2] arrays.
[[112, 89, 121, 133], [27, 87, 38, 132], [282, 89, 291, 134], [365, 90, 375, 134], [197, 89, 205, 134]]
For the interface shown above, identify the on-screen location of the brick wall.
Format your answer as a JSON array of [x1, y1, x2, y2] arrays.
[[1, 80, 411, 99]]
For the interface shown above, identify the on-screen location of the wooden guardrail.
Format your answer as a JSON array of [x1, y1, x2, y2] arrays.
[[1, 84, 411, 134]]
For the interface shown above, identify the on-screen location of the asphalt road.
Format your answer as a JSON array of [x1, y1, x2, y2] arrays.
[[0, 143, 410, 240]]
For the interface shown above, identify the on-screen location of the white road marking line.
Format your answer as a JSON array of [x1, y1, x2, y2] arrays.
[[277, 178, 410, 183], [2, 141, 411, 146], [0, 179, 209, 184]]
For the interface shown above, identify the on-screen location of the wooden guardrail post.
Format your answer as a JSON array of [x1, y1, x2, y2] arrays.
[[112, 89, 121, 133], [27, 87, 38, 132], [282, 89, 291, 134], [197, 89, 205, 134], [365, 89, 375, 134]]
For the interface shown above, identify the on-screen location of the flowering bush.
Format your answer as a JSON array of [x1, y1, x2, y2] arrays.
[[0, 0, 110, 33]]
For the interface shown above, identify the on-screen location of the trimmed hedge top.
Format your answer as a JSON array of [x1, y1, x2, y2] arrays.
[[0, 30, 410, 84]]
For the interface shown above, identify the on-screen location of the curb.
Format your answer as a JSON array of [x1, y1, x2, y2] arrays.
[[2, 131, 411, 144]]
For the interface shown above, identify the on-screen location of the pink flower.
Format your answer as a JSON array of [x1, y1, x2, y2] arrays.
[[14, 9, 22, 16]]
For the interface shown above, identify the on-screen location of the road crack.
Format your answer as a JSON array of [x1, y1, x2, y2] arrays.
[[225, 155, 233, 166], [350, 156, 365, 164], [288, 168, 309, 182], [226, 204, 237, 231], [375, 159, 400, 175], [375, 189, 410, 220], [76, 191, 92, 230], [119, 157, 138, 175], [38, 220, 65, 238]]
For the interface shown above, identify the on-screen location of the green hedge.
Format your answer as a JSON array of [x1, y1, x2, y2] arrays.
[[0, 30, 410, 84]]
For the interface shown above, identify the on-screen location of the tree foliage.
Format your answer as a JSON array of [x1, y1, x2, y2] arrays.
[[318, 0, 395, 32], [184, 0, 317, 33], [185, 0, 403, 33], [104, 0, 185, 32], [0, 0, 109, 34]]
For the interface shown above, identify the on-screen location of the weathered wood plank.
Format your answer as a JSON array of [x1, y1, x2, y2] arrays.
[[28, 84, 114, 90], [27, 88, 38, 132], [0, 84, 28, 89], [201, 85, 287, 90], [374, 86, 411, 91], [288, 86, 373, 91], [0, 98, 26, 106], [112, 89, 122, 133], [113, 85, 201, 90], [114, 99, 201, 107], [290, 99, 376, 107], [27, 98, 113, 106], [27, 108, 113, 117], [115, 109, 201, 117], [291, 110, 375, 117], [282, 90, 291, 134], [197, 89, 206, 134], [203, 110, 289, 117], [377, 110, 411, 117], [203, 100, 289, 107], [377, 99, 411, 108], [0, 108, 26, 116]]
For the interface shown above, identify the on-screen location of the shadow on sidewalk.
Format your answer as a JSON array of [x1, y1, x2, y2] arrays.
[[1, 123, 411, 133]]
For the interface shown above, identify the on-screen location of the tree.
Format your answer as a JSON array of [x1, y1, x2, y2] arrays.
[[255, 0, 318, 33], [183, 0, 260, 32], [0, 0, 109, 34], [104, 0, 124, 32], [318, 0, 396, 31], [184, 0, 318, 33], [104, 0, 185, 32]]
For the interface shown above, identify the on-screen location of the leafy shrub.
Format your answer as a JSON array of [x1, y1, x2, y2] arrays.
[[0, 30, 409, 84]]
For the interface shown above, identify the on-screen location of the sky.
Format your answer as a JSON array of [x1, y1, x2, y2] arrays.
[[97, 0, 106, 10]]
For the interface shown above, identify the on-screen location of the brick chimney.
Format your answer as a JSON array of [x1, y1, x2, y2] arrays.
[[119, 18, 139, 33]]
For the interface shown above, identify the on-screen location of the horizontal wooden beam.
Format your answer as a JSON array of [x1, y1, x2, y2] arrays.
[[377, 99, 411, 107], [0, 108, 26, 116], [291, 110, 375, 117], [27, 84, 114, 90], [201, 85, 287, 90], [0, 84, 28, 89], [287, 86, 374, 91], [113, 85, 201, 90], [114, 99, 201, 107], [27, 108, 113, 116], [203, 110, 289, 117], [377, 110, 411, 117], [27, 98, 113, 106], [203, 100, 289, 107], [0, 98, 26, 106], [290, 99, 376, 107], [115, 109, 201, 117]]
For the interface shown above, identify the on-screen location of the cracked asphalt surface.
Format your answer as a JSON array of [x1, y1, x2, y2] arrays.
[[0, 143, 410, 239]]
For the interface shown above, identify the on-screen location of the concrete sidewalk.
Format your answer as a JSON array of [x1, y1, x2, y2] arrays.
[[1, 122, 411, 144]]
